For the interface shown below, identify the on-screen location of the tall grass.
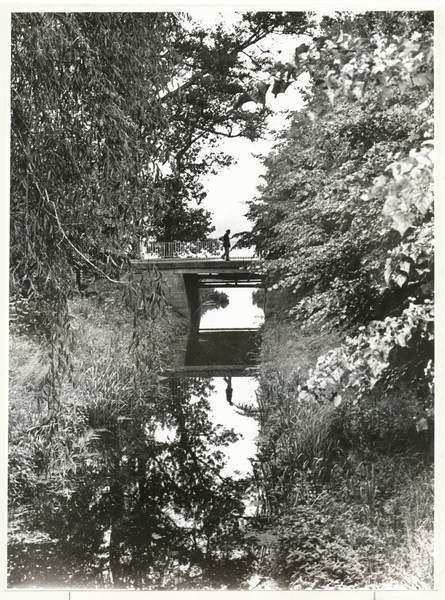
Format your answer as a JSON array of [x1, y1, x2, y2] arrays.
[[251, 322, 434, 590], [8, 283, 184, 513]]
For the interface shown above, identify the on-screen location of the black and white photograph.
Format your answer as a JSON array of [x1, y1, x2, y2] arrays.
[[6, 5, 436, 592]]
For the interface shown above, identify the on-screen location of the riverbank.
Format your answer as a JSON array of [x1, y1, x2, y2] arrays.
[[8, 283, 434, 590], [250, 315, 434, 590], [8, 284, 259, 589]]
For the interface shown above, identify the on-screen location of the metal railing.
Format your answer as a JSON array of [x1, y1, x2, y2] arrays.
[[141, 239, 255, 260]]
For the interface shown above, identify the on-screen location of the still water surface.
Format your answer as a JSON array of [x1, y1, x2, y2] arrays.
[[199, 287, 263, 476]]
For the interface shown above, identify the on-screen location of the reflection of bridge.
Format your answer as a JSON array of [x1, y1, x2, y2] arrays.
[[167, 328, 261, 378], [183, 327, 260, 370]]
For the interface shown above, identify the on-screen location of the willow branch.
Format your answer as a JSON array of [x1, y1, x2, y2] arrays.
[[49, 197, 127, 285]]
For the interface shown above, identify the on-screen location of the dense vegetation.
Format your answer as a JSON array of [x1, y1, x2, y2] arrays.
[[9, 10, 434, 590], [243, 10, 434, 589]]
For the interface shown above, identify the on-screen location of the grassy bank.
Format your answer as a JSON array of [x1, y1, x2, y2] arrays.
[[251, 317, 434, 590]]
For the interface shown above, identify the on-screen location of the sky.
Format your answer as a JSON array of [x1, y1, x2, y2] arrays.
[[190, 18, 310, 238], [201, 81, 306, 238]]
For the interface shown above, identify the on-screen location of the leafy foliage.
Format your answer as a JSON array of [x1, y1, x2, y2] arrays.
[[11, 13, 176, 294], [245, 10, 434, 590], [245, 11, 433, 327], [251, 350, 433, 589]]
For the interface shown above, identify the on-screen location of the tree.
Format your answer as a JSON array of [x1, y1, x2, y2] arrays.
[[200, 289, 230, 317], [245, 10, 433, 331], [161, 10, 313, 168], [10, 13, 181, 324], [146, 175, 215, 242], [10, 11, 315, 328]]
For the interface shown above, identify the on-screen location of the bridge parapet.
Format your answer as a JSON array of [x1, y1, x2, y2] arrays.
[[141, 239, 255, 261]]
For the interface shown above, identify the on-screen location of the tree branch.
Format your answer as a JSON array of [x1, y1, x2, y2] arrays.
[[49, 197, 127, 285]]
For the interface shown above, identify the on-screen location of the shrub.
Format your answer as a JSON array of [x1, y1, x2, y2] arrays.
[[264, 495, 388, 589]]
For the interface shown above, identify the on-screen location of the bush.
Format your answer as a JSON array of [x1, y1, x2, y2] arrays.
[[258, 462, 434, 590], [264, 495, 388, 589], [338, 385, 433, 460]]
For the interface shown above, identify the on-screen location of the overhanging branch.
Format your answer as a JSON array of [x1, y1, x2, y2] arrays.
[[49, 196, 127, 285]]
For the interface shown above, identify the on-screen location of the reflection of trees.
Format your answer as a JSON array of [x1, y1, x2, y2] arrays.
[[9, 374, 256, 589], [200, 289, 230, 317]]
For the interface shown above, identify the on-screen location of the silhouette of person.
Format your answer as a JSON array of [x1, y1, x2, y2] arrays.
[[224, 376, 233, 405], [222, 229, 231, 261]]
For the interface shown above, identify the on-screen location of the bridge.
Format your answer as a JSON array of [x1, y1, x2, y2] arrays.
[[141, 239, 255, 262], [130, 240, 267, 375], [132, 240, 264, 323]]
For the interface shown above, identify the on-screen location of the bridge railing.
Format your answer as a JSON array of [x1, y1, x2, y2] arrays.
[[141, 239, 255, 260]]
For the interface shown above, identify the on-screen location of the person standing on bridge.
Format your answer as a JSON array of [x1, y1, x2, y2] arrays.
[[222, 229, 231, 261]]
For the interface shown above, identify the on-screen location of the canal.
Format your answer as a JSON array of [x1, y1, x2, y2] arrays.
[[179, 286, 264, 478], [8, 287, 265, 589]]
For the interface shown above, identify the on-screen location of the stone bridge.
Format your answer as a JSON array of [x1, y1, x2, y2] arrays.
[[131, 257, 265, 325]]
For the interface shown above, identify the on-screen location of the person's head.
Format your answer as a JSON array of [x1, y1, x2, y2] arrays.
[[226, 229, 231, 234]]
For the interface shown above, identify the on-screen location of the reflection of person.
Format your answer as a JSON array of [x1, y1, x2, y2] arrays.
[[224, 376, 233, 405], [222, 229, 231, 261]]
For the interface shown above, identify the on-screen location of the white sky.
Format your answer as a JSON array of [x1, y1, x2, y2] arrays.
[[197, 30, 309, 238]]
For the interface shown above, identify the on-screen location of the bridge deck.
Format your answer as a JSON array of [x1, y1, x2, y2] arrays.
[[166, 366, 257, 378], [132, 258, 260, 272]]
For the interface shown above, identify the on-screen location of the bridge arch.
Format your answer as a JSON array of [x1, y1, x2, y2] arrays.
[[132, 257, 264, 325]]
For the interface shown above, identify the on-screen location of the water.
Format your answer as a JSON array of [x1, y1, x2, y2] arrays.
[[197, 287, 263, 476], [155, 376, 258, 478], [200, 287, 264, 329], [208, 376, 258, 477], [8, 287, 264, 589]]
